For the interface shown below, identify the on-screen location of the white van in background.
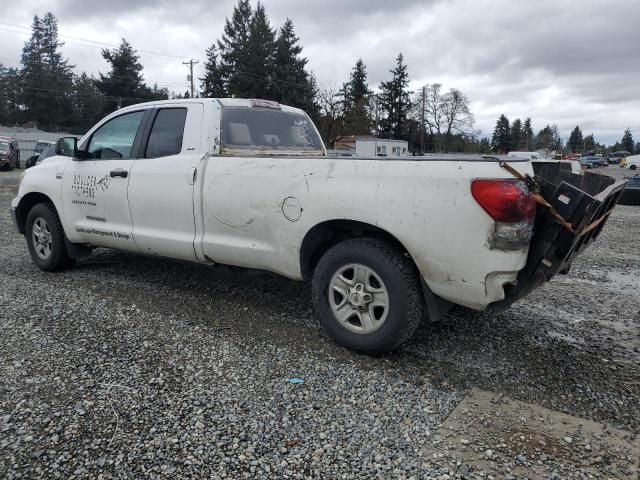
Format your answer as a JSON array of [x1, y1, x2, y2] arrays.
[[625, 154, 640, 170], [508, 151, 582, 175]]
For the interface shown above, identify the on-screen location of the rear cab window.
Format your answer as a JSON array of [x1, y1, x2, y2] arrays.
[[145, 108, 188, 158], [220, 103, 324, 156]]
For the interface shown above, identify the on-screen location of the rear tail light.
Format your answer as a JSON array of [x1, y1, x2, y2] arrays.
[[471, 179, 536, 222]]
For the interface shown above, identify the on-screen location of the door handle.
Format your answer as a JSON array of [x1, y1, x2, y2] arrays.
[[188, 167, 197, 185], [110, 169, 128, 178]]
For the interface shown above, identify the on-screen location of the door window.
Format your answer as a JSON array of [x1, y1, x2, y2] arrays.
[[87, 110, 145, 160], [145, 108, 188, 158]]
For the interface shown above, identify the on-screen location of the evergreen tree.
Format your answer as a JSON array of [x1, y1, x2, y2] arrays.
[[510, 118, 522, 151], [583, 133, 595, 152], [218, 0, 253, 96], [377, 53, 411, 139], [479, 137, 492, 154], [522, 117, 534, 150], [200, 44, 226, 97], [635, 142, 640, 155], [567, 125, 583, 153], [20, 13, 74, 130], [341, 59, 372, 136], [71, 73, 103, 132], [271, 18, 315, 111], [491, 114, 510, 152], [621, 128, 634, 153], [242, 3, 276, 98], [95, 39, 166, 114], [535, 124, 562, 151]]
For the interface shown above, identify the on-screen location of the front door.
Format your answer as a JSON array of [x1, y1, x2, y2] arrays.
[[61, 109, 148, 251]]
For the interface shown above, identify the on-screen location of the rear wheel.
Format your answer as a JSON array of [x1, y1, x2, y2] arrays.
[[311, 237, 424, 353], [26, 203, 74, 271], [631, 164, 637, 170]]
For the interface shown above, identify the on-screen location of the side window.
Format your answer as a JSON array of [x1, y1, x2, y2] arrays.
[[87, 110, 145, 160], [145, 108, 187, 158]]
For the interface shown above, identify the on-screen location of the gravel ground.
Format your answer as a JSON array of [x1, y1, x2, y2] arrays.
[[1, 169, 638, 479]]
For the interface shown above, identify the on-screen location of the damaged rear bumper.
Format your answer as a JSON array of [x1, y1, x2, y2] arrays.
[[489, 166, 626, 312]]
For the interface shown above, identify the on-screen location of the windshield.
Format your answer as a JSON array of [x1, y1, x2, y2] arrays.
[[35, 142, 50, 152], [220, 107, 323, 154], [0, 141, 9, 151]]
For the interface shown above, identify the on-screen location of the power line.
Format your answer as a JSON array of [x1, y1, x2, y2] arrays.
[[0, 22, 189, 61]]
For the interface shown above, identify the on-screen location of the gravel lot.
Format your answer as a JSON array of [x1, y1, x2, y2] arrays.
[[1, 169, 638, 479]]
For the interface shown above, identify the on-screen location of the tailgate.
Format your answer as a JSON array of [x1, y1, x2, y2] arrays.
[[490, 164, 626, 312]]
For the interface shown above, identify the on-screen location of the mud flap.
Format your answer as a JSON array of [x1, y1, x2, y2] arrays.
[[490, 165, 627, 312]]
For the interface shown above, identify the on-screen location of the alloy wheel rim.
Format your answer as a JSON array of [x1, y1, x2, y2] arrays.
[[328, 263, 389, 334], [32, 217, 52, 260]]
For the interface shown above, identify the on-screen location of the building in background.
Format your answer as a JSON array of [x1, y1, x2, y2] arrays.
[[334, 135, 409, 157]]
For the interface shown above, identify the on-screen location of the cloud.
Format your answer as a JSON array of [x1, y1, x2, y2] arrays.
[[0, 0, 638, 144]]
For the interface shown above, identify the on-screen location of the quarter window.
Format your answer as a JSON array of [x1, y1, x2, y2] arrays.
[[87, 110, 145, 160], [145, 108, 188, 158]]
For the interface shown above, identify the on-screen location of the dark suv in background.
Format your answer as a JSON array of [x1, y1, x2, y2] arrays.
[[0, 136, 20, 170]]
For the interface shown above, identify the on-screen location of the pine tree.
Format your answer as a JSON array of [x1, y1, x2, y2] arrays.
[[621, 128, 634, 153], [218, 0, 253, 96], [567, 125, 583, 153], [20, 13, 74, 130], [522, 117, 534, 150], [583, 133, 595, 152], [200, 44, 226, 97], [71, 73, 103, 132], [95, 39, 147, 114], [271, 18, 315, 111], [241, 3, 276, 98], [377, 53, 411, 139], [341, 59, 372, 136], [635, 142, 640, 155], [491, 114, 510, 152], [510, 118, 522, 151]]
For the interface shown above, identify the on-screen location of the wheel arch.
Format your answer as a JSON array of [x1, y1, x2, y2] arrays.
[[15, 192, 58, 235], [299, 219, 411, 281]]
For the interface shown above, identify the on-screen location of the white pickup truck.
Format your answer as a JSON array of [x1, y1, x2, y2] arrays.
[[11, 98, 626, 352]]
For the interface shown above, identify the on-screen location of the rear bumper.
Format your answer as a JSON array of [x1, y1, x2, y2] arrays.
[[489, 167, 626, 312]]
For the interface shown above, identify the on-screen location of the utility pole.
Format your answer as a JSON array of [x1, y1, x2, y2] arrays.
[[182, 59, 200, 98], [420, 85, 426, 154]]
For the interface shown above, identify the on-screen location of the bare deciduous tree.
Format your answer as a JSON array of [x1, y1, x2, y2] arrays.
[[413, 84, 475, 152], [317, 86, 343, 149]]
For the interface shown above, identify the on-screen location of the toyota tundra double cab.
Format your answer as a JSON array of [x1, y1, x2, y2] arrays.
[[10, 99, 626, 353]]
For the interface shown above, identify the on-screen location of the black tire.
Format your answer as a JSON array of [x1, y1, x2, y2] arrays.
[[631, 165, 637, 171], [311, 237, 424, 353], [26, 203, 74, 272]]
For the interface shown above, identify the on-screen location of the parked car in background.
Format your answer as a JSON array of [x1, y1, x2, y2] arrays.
[[581, 156, 607, 168], [34, 143, 57, 166], [608, 151, 630, 165], [564, 153, 581, 161], [579, 157, 601, 169], [0, 136, 21, 170], [25, 141, 55, 168]]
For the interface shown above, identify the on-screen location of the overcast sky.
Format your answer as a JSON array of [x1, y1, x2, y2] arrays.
[[1, 0, 638, 145]]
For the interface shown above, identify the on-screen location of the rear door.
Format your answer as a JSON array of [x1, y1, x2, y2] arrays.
[[61, 109, 150, 250], [126, 103, 204, 261]]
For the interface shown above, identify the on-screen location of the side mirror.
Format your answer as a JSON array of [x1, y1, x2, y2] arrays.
[[55, 137, 78, 157]]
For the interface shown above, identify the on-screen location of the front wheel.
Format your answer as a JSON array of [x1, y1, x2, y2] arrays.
[[631, 165, 637, 171], [26, 203, 74, 271], [311, 237, 424, 353]]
